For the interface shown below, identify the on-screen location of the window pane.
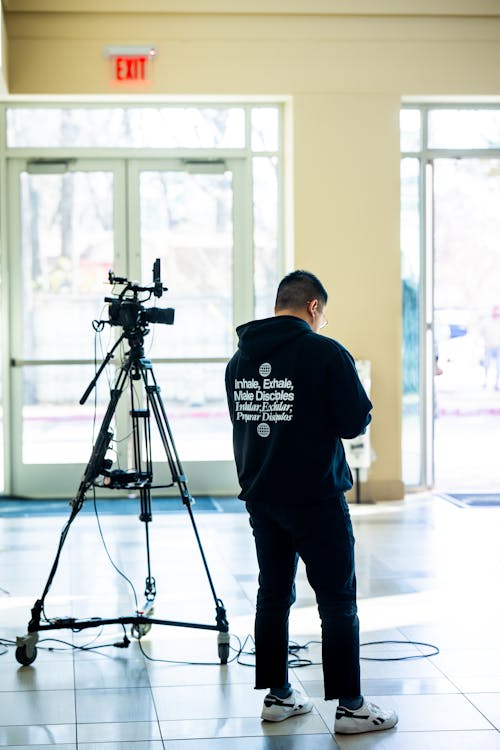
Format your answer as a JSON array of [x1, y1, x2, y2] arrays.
[[20, 171, 115, 359], [7, 107, 246, 148], [253, 157, 279, 320], [400, 109, 421, 152], [22, 365, 113, 464], [428, 109, 500, 149], [401, 157, 421, 486], [140, 170, 233, 358], [251, 108, 279, 152], [151, 363, 232, 462]]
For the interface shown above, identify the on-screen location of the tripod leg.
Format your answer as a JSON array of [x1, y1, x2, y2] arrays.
[[217, 631, 230, 664], [140, 361, 230, 647], [128, 390, 157, 639], [131, 491, 157, 639], [15, 361, 131, 664]]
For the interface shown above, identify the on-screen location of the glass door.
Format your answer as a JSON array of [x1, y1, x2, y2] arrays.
[[401, 106, 500, 491], [433, 157, 500, 491], [8, 159, 126, 497], [128, 159, 247, 494], [8, 157, 246, 497]]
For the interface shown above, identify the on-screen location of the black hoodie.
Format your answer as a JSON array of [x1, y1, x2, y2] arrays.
[[225, 316, 372, 504]]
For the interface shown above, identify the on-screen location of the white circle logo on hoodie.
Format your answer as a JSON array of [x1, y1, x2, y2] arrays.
[[257, 423, 270, 438], [259, 362, 272, 377]]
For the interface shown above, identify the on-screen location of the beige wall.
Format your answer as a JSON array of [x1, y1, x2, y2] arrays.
[[292, 92, 402, 501], [3, 3, 500, 499], [0, 5, 7, 93]]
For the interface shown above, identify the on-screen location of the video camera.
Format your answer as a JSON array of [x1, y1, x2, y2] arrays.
[[104, 258, 175, 331]]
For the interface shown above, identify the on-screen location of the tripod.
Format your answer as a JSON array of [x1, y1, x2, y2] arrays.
[[15, 325, 229, 666]]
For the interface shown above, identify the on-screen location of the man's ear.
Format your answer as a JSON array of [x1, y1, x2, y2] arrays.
[[307, 299, 319, 317]]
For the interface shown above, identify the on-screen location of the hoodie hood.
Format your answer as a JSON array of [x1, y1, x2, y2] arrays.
[[236, 316, 311, 361]]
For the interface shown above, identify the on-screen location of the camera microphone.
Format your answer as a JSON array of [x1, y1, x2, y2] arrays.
[[153, 258, 165, 298]]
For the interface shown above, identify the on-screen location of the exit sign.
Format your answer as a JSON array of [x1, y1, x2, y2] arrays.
[[114, 56, 148, 82], [104, 45, 157, 85]]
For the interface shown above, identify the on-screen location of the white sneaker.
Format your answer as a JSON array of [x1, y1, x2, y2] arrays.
[[334, 699, 398, 734], [261, 688, 313, 722]]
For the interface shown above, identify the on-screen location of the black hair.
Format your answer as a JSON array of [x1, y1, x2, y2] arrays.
[[275, 270, 328, 311]]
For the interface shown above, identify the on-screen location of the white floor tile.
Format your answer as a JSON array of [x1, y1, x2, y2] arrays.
[[75, 687, 158, 724], [77, 721, 161, 743], [0, 690, 76, 727], [160, 714, 329, 740], [0, 724, 76, 746], [467, 694, 500, 730]]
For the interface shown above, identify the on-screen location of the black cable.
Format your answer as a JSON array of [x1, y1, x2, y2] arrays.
[[282, 638, 440, 664], [92, 490, 139, 612], [360, 640, 440, 660], [234, 636, 439, 668], [235, 637, 321, 669], [287, 640, 320, 668], [1, 626, 440, 667], [37, 635, 116, 653], [285, 638, 440, 663], [136, 630, 244, 667], [0, 631, 126, 656], [89, 334, 140, 611], [233, 633, 257, 667]]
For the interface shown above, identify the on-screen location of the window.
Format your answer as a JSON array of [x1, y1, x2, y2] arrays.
[[401, 105, 500, 490], [3, 102, 283, 496]]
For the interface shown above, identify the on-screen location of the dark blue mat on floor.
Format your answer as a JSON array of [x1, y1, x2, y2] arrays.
[[442, 493, 500, 508], [0, 496, 245, 517]]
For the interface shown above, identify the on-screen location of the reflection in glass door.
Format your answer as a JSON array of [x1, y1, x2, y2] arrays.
[[9, 160, 125, 497]]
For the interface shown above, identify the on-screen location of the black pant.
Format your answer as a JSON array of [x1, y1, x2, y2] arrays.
[[246, 495, 360, 700]]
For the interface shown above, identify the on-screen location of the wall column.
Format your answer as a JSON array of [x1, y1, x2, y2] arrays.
[[291, 93, 404, 500]]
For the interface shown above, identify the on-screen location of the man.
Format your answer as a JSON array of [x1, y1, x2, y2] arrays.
[[225, 270, 398, 735]]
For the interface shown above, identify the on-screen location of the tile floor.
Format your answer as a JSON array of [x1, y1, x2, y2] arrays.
[[1, 494, 500, 748]]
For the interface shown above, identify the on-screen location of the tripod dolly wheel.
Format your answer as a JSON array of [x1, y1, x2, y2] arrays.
[[131, 622, 152, 639], [15, 644, 38, 666]]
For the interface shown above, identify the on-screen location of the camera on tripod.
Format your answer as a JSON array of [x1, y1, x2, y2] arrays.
[[14, 255, 230, 669], [104, 258, 175, 331]]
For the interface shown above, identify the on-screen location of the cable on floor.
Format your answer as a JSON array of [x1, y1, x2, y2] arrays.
[[360, 640, 440, 660]]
